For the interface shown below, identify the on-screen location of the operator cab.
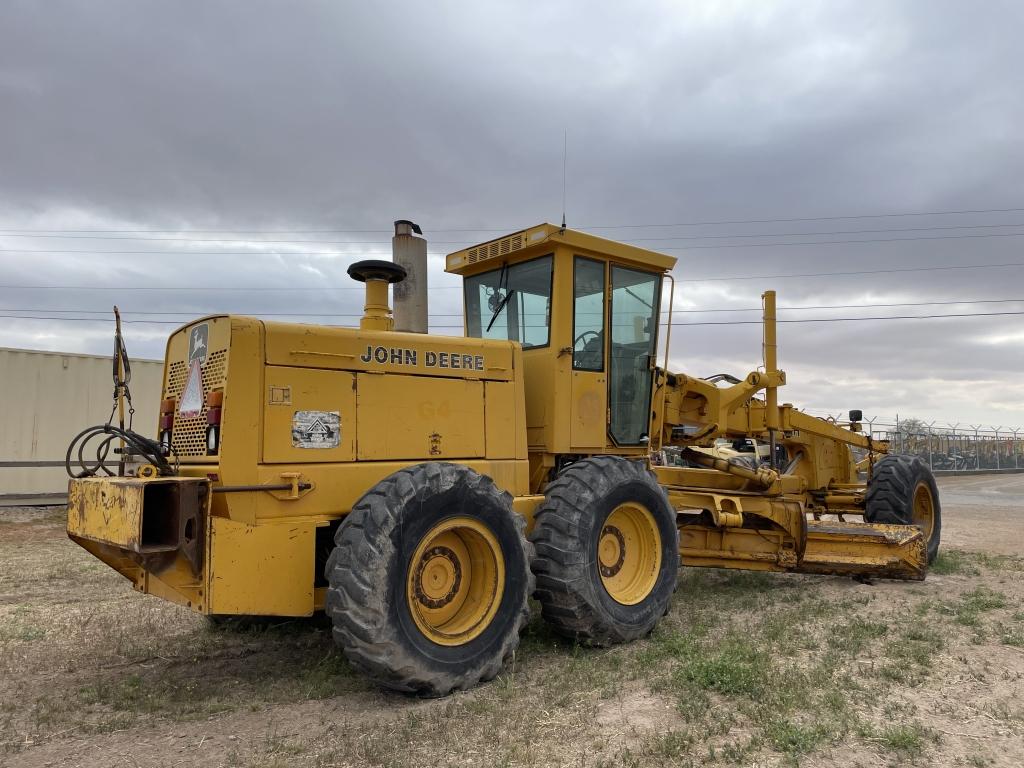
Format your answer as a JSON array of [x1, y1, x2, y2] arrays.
[[446, 224, 677, 460]]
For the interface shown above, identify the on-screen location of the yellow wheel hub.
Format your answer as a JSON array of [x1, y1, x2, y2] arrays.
[[407, 517, 504, 646], [598, 503, 662, 606], [912, 482, 935, 539]]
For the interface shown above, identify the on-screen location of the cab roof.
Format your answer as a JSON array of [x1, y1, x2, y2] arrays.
[[445, 223, 677, 276]]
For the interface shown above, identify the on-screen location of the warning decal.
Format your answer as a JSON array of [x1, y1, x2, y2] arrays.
[[292, 410, 340, 449], [178, 360, 204, 419]]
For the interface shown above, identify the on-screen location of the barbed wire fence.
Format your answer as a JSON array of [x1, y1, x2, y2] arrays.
[[807, 411, 1023, 472]]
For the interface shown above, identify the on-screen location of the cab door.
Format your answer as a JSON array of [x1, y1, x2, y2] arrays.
[[569, 257, 608, 450], [608, 265, 661, 446]]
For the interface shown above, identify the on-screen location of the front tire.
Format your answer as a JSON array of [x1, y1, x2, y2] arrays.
[[325, 463, 534, 696], [530, 456, 679, 645], [865, 454, 942, 564]]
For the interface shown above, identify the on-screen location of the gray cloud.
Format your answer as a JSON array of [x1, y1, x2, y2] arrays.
[[1, 0, 1022, 426]]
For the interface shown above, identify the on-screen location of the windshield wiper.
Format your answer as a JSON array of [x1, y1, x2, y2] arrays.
[[486, 288, 515, 333], [485, 262, 512, 333]]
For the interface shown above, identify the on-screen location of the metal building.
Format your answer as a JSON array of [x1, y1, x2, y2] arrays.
[[0, 347, 163, 503]]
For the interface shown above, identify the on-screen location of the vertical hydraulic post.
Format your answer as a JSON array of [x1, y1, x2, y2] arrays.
[[762, 291, 779, 468]]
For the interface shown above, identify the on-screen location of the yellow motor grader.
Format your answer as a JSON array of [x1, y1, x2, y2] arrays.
[[66, 223, 940, 695]]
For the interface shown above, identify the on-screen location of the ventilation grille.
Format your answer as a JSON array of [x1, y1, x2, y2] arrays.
[[466, 233, 524, 264], [167, 349, 228, 458]]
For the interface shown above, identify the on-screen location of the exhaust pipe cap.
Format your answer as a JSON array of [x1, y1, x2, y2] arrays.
[[348, 260, 407, 284]]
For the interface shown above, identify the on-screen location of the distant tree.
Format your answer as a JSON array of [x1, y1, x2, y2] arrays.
[[899, 417, 926, 435], [897, 416, 928, 454]]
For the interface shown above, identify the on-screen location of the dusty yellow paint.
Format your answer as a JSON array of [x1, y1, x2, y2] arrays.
[[262, 367, 357, 464], [483, 381, 520, 459], [444, 223, 676, 276], [142, 558, 205, 611], [67, 475, 207, 552], [570, 371, 606, 449], [67, 476, 146, 549], [207, 516, 315, 616], [356, 374, 485, 460], [600, 502, 662, 605], [405, 516, 505, 646]]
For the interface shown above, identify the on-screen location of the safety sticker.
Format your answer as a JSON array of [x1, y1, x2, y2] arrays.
[[178, 360, 204, 419], [292, 410, 340, 449]]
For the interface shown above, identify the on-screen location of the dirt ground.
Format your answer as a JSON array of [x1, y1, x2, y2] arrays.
[[1, 474, 1022, 768]]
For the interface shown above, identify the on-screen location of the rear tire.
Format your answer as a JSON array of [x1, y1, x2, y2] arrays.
[[530, 456, 679, 645], [324, 463, 534, 696], [865, 454, 941, 564]]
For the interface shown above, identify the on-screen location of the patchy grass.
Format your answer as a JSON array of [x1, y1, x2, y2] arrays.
[[828, 616, 889, 654], [0, 621, 46, 643], [870, 722, 935, 756], [1001, 626, 1024, 647], [628, 568, 950, 764], [931, 549, 1024, 576], [933, 586, 1010, 628], [932, 549, 981, 576], [3, 501, 1024, 766]]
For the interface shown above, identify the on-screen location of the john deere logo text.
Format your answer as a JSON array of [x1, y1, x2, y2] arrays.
[[360, 345, 485, 371]]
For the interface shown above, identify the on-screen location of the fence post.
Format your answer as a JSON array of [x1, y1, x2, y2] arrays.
[[922, 422, 931, 471], [972, 425, 982, 471]]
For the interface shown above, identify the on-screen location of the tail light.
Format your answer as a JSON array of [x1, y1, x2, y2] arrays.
[[206, 390, 223, 455], [159, 398, 176, 453]]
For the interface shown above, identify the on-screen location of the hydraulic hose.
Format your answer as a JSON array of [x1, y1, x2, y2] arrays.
[[65, 424, 178, 479]]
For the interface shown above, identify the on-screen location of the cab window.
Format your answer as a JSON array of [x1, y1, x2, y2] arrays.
[[608, 266, 661, 445], [464, 255, 553, 348], [572, 257, 605, 371]]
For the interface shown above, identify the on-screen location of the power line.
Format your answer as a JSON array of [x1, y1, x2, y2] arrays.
[[0, 235, 404, 243], [0, 308, 370, 317], [0, 248, 428, 257], [677, 261, 1024, 283], [657, 230, 1024, 251], [3, 260, 1024, 292], [583, 206, 1024, 230], [666, 297, 1024, 313], [0, 284, 407, 292], [6, 229, 1024, 257], [669, 310, 1024, 326], [4, 219, 1024, 245], [3, 310, 1024, 326], [4, 297, 1024, 317], [3, 205, 1024, 234], [619, 221, 1024, 242]]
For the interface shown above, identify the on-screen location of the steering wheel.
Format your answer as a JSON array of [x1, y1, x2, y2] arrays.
[[574, 330, 600, 349]]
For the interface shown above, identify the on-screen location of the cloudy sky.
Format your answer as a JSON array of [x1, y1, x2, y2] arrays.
[[1, 1, 1022, 428]]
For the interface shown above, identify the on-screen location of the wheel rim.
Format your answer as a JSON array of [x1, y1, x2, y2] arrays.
[[406, 516, 505, 646], [912, 482, 935, 540], [598, 502, 662, 605]]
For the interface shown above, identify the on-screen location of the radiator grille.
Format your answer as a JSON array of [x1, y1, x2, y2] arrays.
[[467, 233, 523, 264], [167, 349, 227, 457]]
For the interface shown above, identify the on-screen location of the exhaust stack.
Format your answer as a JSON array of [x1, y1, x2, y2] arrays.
[[392, 219, 428, 333], [347, 260, 407, 331]]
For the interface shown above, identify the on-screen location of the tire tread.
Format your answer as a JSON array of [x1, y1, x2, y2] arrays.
[[325, 463, 535, 696]]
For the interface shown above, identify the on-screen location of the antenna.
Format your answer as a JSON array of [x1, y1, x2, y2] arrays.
[[560, 128, 567, 233]]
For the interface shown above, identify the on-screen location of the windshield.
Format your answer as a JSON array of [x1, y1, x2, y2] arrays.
[[464, 255, 553, 348]]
